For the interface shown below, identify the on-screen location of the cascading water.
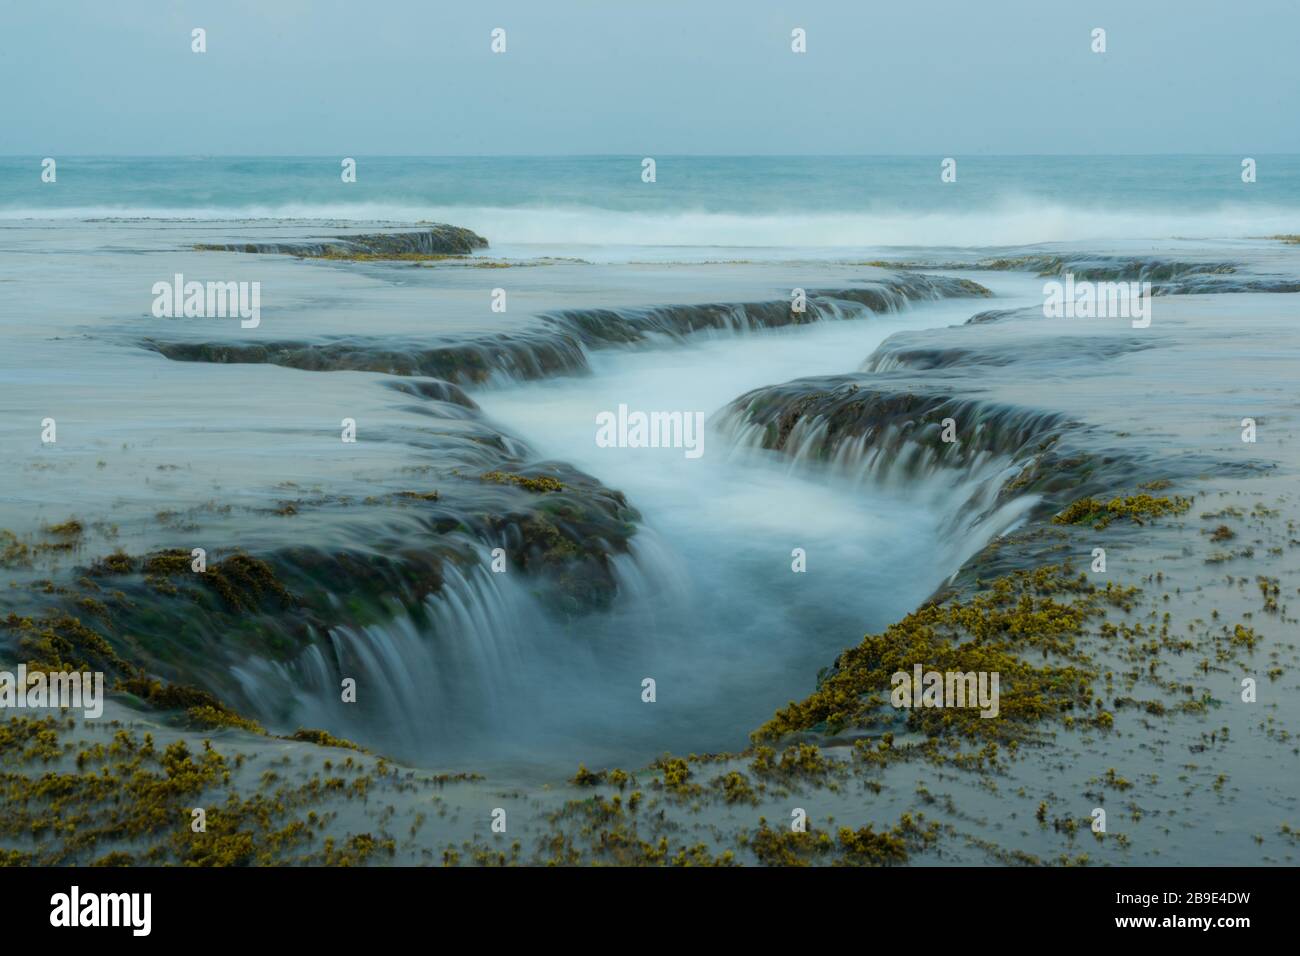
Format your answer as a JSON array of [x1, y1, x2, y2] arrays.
[[716, 404, 1044, 550], [225, 553, 551, 762], [450, 277, 1051, 772]]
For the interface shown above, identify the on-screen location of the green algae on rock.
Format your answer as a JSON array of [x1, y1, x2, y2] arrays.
[[0, 716, 407, 865], [743, 812, 942, 867], [753, 566, 1129, 749], [479, 470, 565, 494], [1053, 494, 1193, 530]]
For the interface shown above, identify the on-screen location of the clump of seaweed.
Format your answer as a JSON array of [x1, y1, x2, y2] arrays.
[[89, 550, 135, 576], [654, 757, 698, 796], [289, 728, 363, 751], [749, 743, 839, 785], [540, 789, 735, 866], [2, 612, 130, 674], [742, 812, 941, 866], [0, 531, 31, 568], [479, 471, 564, 494], [185, 705, 266, 735], [118, 674, 265, 735], [395, 490, 440, 501], [716, 770, 757, 805], [1053, 494, 1192, 530], [571, 764, 606, 787], [104, 548, 294, 612], [43, 519, 84, 541]]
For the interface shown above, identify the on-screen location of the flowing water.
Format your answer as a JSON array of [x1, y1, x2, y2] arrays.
[[453, 279, 1044, 772]]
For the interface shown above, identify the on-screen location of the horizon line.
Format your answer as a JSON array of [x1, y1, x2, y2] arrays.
[[3, 152, 1296, 159]]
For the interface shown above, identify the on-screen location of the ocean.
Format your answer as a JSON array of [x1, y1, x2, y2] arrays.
[[4, 154, 1300, 256]]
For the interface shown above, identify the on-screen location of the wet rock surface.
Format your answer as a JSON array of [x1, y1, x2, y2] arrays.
[[5, 223, 1300, 865], [195, 225, 489, 257]]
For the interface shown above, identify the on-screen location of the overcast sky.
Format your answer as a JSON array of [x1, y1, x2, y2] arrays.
[[3, 0, 1296, 155]]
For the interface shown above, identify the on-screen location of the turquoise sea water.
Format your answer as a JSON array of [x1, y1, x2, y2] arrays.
[[3, 155, 1298, 250]]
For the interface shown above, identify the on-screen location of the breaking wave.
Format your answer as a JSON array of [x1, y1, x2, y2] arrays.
[[7, 200, 1300, 250]]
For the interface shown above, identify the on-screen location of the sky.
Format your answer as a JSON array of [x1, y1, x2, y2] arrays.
[[2, 0, 1297, 156]]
